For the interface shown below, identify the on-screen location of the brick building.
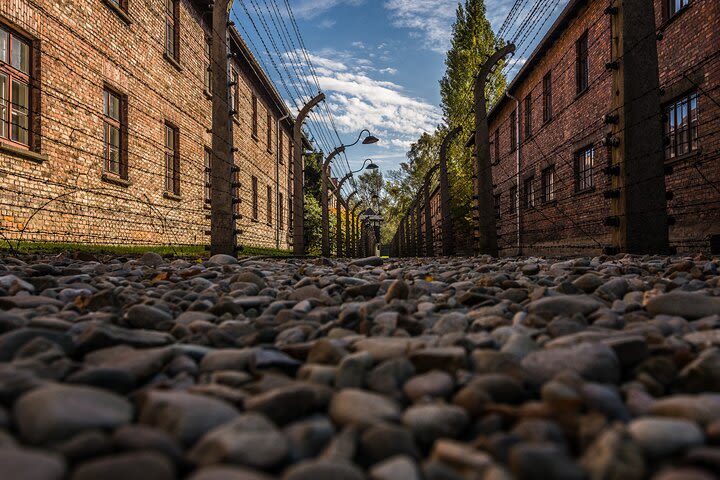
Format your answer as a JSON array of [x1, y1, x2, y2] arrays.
[[0, 0, 298, 250], [484, 0, 720, 255]]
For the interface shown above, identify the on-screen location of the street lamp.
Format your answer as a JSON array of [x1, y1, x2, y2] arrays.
[[322, 131, 379, 257]]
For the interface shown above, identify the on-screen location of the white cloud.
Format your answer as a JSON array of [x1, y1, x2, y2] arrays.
[[318, 19, 336, 29], [291, 0, 365, 20], [383, 0, 456, 53], [282, 49, 442, 162]]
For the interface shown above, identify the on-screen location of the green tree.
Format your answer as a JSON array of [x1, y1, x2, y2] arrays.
[[439, 0, 506, 225]]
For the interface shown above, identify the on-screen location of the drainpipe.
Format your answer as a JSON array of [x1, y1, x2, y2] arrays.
[[506, 91, 521, 256], [277, 113, 290, 250]]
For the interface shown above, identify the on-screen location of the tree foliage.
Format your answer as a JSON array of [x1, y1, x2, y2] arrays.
[[384, 0, 506, 240]]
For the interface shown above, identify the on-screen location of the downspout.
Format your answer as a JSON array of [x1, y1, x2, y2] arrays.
[[506, 91, 521, 256], [277, 113, 290, 250]]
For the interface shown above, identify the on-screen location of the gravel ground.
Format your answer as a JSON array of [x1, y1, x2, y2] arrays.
[[1, 252, 720, 480]]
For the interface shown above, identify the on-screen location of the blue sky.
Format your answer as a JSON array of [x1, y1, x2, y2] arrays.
[[233, 0, 567, 181]]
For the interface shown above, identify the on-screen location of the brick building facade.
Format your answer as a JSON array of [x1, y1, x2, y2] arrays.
[[484, 0, 720, 255], [0, 0, 297, 250]]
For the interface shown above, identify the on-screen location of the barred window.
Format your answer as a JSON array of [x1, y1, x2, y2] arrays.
[[164, 123, 180, 196], [204, 147, 211, 205], [666, 0, 690, 18], [541, 166, 555, 203], [576, 31, 589, 94], [575, 146, 594, 192], [279, 192, 284, 229], [543, 72, 552, 122], [103, 88, 127, 178], [229, 68, 238, 119], [524, 94, 532, 139], [664, 91, 698, 160], [204, 36, 212, 94], [494, 128, 500, 163], [510, 109, 517, 152], [108, 0, 128, 12], [0, 26, 31, 147], [165, 0, 179, 62], [252, 175, 258, 220], [524, 177, 535, 209], [251, 94, 258, 138]]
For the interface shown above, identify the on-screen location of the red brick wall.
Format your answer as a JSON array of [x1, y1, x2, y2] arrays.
[[415, 0, 720, 256], [0, 0, 293, 250]]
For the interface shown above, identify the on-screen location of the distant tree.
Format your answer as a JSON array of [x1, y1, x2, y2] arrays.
[[440, 0, 506, 225]]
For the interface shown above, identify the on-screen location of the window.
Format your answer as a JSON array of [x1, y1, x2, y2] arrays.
[[230, 68, 238, 119], [524, 94, 532, 140], [279, 132, 284, 164], [165, 0, 179, 62], [510, 109, 517, 152], [108, 0, 128, 12], [164, 123, 180, 196], [664, 91, 699, 160], [279, 192, 284, 229], [266, 113, 273, 153], [251, 175, 258, 220], [543, 72, 552, 123], [575, 146, 594, 192], [494, 128, 500, 163], [666, 0, 690, 18], [251, 94, 258, 138], [494, 193, 501, 219], [541, 166, 555, 203], [204, 148, 211, 205], [523, 177, 535, 209], [576, 31, 589, 94], [266, 185, 272, 225], [103, 88, 127, 178], [0, 26, 31, 147], [204, 36, 212, 94], [509, 185, 518, 214]]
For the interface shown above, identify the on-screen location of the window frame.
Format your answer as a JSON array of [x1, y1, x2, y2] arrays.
[[229, 67, 239, 120], [102, 87, 128, 179], [164, 0, 180, 64], [279, 191, 284, 230], [164, 122, 180, 196], [665, 0, 690, 20], [493, 128, 500, 164], [574, 146, 595, 193], [543, 72, 552, 123], [251, 93, 258, 140], [541, 166, 555, 204], [524, 93, 532, 140], [510, 109, 517, 152], [204, 35, 212, 96], [576, 31, 589, 95], [664, 90, 699, 161], [204, 147, 211, 206], [251, 175, 259, 220], [0, 25, 32, 149], [523, 176, 535, 209]]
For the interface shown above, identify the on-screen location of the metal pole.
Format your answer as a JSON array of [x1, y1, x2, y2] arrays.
[[322, 146, 344, 257], [608, 0, 668, 254], [293, 93, 325, 256], [346, 191, 357, 257], [440, 127, 461, 256], [335, 173, 353, 256], [210, 0, 235, 256], [473, 44, 515, 257]]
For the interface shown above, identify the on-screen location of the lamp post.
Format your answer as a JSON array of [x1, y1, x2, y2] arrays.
[[321, 130, 378, 257], [334, 159, 379, 257]]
